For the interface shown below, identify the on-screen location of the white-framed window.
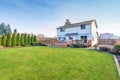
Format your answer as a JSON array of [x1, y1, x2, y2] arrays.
[[81, 25, 86, 30]]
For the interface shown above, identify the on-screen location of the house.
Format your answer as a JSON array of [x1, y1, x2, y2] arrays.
[[100, 33, 120, 39], [100, 33, 113, 39], [99, 33, 120, 49], [56, 19, 99, 46]]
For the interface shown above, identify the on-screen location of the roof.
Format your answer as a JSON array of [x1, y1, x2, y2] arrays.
[[57, 19, 98, 29]]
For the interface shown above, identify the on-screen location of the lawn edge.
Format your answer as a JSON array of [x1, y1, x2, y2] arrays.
[[114, 55, 120, 77]]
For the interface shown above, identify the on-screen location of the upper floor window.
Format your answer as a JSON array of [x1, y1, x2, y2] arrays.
[[60, 28, 65, 32], [81, 25, 86, 30]]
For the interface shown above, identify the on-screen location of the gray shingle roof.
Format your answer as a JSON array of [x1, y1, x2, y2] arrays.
[[57, 19, 98, 29]]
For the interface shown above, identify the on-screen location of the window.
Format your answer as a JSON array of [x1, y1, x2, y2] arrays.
[[81, 36, 87, 43], [69, 36, 73, 40], [81, 25, 86, 30], [58, 37, 66, 41], [60, 28, 65, 32]]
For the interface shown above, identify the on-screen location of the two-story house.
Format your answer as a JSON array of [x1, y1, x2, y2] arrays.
[[56, 19, 98, 46]]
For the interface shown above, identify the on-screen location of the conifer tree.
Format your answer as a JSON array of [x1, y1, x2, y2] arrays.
[[6, 32, 11, 47], [16, 33, 21, 46], [31, 35, 34, 45], [24, 33, 27, 46], [20, 33, 24, 46], [0, 36, 2, 46], [12, 32, 16, 46], [28, 34, 31, 45], [1, 34, 6, 47], [33, 35, 36, 43]]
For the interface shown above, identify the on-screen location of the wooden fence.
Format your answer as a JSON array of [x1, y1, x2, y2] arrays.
[[99, 39, 120, 45]]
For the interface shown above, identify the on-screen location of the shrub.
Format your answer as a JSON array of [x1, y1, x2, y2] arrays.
[[73, 44, 82, 48], [38, 43, 46, 46], [31, 42, 37, 46], [115, 45, 120, 51], [99, 46, 110, 51], [94, 44, 98, 50], [114, 45, 120, 55]]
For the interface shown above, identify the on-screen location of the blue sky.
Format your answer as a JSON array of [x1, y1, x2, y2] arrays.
[[0, 0, 120, 37]]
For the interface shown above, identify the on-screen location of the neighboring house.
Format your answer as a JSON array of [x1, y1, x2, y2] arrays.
[[100, 33, 120, 39], [56, 19, 99, 46], [99, 33, 120, 49]]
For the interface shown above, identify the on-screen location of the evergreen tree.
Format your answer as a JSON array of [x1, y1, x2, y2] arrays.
[[0, 23, 12, 36], [0, 36, 2, 46], [28, 34, 31, 45], [24, 33, 27, 46], [33, 35, 36, 43], [6, 32, 11, 47], [1, 34, 6, 47], [20, 33, 24, 46], [13, 28, 17, 33], [31, 35, 34, 45], [12, 32, 16, 46], [16, 33, 21, 46]]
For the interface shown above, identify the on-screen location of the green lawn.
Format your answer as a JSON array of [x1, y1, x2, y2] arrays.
[[0, 46, 119, 80]]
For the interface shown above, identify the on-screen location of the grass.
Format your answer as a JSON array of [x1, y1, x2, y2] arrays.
[[0, 46, 119, 80]]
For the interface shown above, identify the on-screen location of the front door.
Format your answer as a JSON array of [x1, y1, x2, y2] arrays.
[[81, 36, 87, 43]]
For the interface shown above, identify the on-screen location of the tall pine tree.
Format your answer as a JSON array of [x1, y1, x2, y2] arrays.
[[12, 32, 16, 46], [24, 33, 27, 46], [16, 33, 21, 46], [31, 35, 34, 45], [6, 32, 11, 47], [1, 34, 6, 47], [0, 36, 2, 46], [20, 33, 24, 46], [33, 35, 36, 43], [28, 34, 31, 45]]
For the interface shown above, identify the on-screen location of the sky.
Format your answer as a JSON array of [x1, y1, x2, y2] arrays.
[[0, 0, 120, 37]]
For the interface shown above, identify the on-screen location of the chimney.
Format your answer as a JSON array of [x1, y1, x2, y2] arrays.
[[65, 19, 71, 26]]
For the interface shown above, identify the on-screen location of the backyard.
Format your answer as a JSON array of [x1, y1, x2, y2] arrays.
[[0, 46, 119, 80]]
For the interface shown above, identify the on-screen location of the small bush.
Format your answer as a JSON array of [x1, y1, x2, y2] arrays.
[[99, 47, 110, 51], [73, 44, 82, 48], [31, 42, 37, 46], [114, 45, 120, 55], [21, 44, 26, 47], [38, 43, 46, 46], [115, 45, 120, 51], [94, 44, 98, 50]]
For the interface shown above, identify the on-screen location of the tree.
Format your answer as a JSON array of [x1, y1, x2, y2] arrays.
[[24, 33, 27, 46], [1, 34, 6, 47], [12, 32, 16, 46], [16, 33, 21, 46], [28, 34, 31, 45], [6, 32, 11, 47], [0, 36, 2, 46], [31, 35, 34, 45], [20, 33, 24, 46], [33, 35, 36, 43], [0, 23, 12, 36], [13, 28, 17, 33]]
